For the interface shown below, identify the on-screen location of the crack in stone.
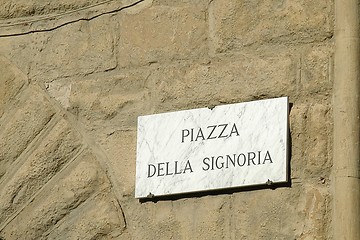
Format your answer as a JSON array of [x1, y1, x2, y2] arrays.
[[0, 0, 145, 38]]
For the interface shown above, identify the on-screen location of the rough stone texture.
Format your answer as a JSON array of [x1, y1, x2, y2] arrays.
[[0, 151, 113, 239], [118, 3, 208, 67], [0, 88, 56, 179], [0, 0, 334, 239], [209, 0, 333, 53], [66, 69, 152, 130], [0, 118, 83, 224], [0, 56, 26, 118], [299, 45, 333, 93], [29, 15, 117, 82], [148, 53, 295, 112], [46, 192, 126, 239], [0, 0, 105, 19]]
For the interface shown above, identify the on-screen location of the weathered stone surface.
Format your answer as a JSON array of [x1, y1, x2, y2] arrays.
[[123, 195, 233, 239], [289, 103, 308, 180], [29, 15, 116, 82], [170, 196, 233, 239], [305, 103, 332, 177], [0, 0, 104, 19], [47, 192, 126, 239], [122, 183, 330, 240], [149, 54, 295, 113], [98, 130, 137, 196], [46, 81, 72, 109], [0, 89, 56, 179], [0, 151, 109, 239], [289, 102, 332, 181], [0, 35, 38, 79], [118, 4, 208, 67], [0, 118, 83, 224], [300, 46, 333, 92], [0, 55, 26, 118], [230, 184, 330, 240], [63, 70, 151, 130], [297, 184, 331, 240], [230, 189, 300, 239], [209, 0, 333, 53]]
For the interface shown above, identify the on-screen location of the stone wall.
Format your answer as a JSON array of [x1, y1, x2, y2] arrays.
[[0, 0, 334, 239]]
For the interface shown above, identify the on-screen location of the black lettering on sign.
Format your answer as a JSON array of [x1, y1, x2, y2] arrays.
[[202, 157, 210, 171], [229, 123, 240, 137], [165, 162, 173, 176], [207, 125, 217, 139], [147, 160, 193, 177], [195, 128, 205, 141], [147, 164, 156, 178], [217, 124, 228, 138], [215, 156, 224, 169], [183, 160, 193, 173], [174, 161, 182, 175], [157, 163, 165, 176], [201, 151, 274, 171], [247, 152, 256, 166], [181, 129, 190, 143], [181, 123, 240, 143], [263, 151, 273, 164], [237, 153, 246, 167]]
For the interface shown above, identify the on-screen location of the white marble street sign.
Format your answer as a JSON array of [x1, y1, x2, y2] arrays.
[[135, 97, 289, 198]]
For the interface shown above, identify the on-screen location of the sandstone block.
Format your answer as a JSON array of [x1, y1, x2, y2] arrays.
[[304, 103, 331, 177], [98, 130, 137, 196], [0, 56, 26, 118], [288, 104, 308, 179], [65, 70, 151, 130], [0, 36, 38, 80], [125, 196, 231, 240], [231, 190, 282, 238], [0, 0, 106, 19], [209, 0, 333, 53], [289, 102, 331, 180], [173, 196, 232, 239], [230, 186, 314, 239], [0, 151, 109, 239], [47, 192, 126, 239], [150, 54, 295, 113], [0, 90, 56, 179], [300, 46, 333, 93], [0, 119, 83, 223], [30, 15, 116, 81], [118, 5, 207, 67], [297, 184, 331, 239]]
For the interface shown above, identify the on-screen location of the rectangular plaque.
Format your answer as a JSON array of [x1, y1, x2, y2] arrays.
[[135, 97, 289, 198]]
